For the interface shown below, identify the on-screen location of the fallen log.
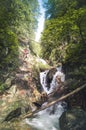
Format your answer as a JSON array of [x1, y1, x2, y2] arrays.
[[23, 83, 86, 119]]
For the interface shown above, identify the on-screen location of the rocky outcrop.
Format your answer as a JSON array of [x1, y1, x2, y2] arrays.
[[59, 108, 86, 130], [0, 90, 32, 123], [63, 60, 86, 109], [46, 68, 57, 89]]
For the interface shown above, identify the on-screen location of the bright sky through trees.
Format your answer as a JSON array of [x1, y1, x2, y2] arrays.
[[35, 0, 45, 42]]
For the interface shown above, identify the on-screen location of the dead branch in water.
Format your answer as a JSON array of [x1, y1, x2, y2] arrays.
[[23, 83, 86, 119]]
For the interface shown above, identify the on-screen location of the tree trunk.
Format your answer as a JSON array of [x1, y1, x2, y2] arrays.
[[22, 83, 86, 119]]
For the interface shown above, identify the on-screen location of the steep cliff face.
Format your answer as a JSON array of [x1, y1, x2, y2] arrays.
[[62, 61, 86, 110], [59, 63, 86, 130], [0, 40, 51, 125]]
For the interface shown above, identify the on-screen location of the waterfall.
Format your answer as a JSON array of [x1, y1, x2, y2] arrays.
[[48, 68, 65, 94], [40, 70, 49, 93], [25, 66, 67, 130]]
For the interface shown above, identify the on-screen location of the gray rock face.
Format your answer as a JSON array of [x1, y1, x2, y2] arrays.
[[59, 108, 86, 130], [46, 68, 57, 89]]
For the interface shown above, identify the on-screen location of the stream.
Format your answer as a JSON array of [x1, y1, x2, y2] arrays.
[[25, 66, 67, 130]]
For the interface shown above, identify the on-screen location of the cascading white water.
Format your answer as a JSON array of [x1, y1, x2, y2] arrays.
[[25, 66, 67, 130]]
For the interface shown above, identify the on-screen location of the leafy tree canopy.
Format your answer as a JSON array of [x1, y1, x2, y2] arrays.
[[41, 0, 86, 68], [0, 0, 40, 71]]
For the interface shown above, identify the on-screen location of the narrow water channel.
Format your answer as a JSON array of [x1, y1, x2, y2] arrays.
[[25, 66, 67, 130]]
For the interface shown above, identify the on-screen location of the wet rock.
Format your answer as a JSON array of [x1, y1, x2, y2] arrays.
[[59, 108, 86, 130], [4, 107, 21, 122], [46, 68, 57, 89]]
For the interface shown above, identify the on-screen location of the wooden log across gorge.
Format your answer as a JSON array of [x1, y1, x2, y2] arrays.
[[22, 83, 86, 119]]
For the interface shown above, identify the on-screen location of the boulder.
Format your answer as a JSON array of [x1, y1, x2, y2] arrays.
[[0, 90, 32, 123], [59, 108, 86, 130], [46, 68, 57, 89], [5, 77, 14, 89]]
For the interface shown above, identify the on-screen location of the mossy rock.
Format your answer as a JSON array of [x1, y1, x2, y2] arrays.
[[60, 108, 86, 130]]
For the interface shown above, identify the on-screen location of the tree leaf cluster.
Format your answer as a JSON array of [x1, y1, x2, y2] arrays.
[[0, 0, 40, 90], [41, 0, 86, 69], [0, 0, 40, 69]]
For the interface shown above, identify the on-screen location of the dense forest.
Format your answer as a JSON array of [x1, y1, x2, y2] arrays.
[[38, 1, 86, 97], [0, 0, 86, 94], [0, 0, 40, 91], [0, 0, 86, 92], [0, 0, 39, 69], [0, 0, 86, 130], [0, 0, 86, 73], [41, 0, 86, 73]]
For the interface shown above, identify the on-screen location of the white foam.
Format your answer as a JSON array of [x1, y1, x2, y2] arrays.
[[25, 67, 66, 130]]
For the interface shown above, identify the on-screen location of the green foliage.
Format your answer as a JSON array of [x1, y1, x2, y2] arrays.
[[36, 61, 50, 71], [0, 0, 40, 71], [29, 41, 42, 57], [13, 0, 40, 39], [0, 29, 19, 70], [41, 0, 86, 67], [0, 0, 41, 93], [65, 41, 86, 66], [0, 0, 40, 38], [0, 83, 7, 93], [33, 58, 50, 74], [69, 66, 86, 79]]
